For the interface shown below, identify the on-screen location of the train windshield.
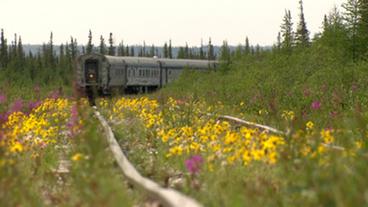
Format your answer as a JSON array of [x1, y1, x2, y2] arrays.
[[85, 59, 98, 84]]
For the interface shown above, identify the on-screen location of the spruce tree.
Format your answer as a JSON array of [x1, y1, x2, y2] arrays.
[[163, 42, 168, 58], [295, 0, 310, 47], [86, 30, 93, 54], [48, 32, 55, 67], [99, 35, 107, 55], [108, 33, 115, 56], [143, 41, 146, 57], [184, 42, 189, 58], [220, 40, 230, 61], [17, 36, 24, 63], [244, 36, 250, 55], [280, 10, 294, 52], [125, 45, 130, 56], [200, 39, 205, 59], [208, 38, 215, 60], [276, 32, 282, 50], [117, 41, 125, 56], [168, 40, 172, 58], [357, 0, 368, 57], [70, 37, 78, 59], [343, 0, 360, 60], [0, 29, 8, 68]]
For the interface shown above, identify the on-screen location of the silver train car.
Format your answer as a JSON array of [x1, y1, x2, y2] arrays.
[[76, 54, 218, 94]]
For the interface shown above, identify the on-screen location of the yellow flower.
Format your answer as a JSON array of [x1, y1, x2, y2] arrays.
[[10, 142, 24, 153], [306, 121, 314, 130], [72, 153, 84, 161]]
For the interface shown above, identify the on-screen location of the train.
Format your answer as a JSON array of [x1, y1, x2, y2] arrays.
[[76, 54, 218, 95]]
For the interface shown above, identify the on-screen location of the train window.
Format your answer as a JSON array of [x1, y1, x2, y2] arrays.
[[139, 70, 142, 77]]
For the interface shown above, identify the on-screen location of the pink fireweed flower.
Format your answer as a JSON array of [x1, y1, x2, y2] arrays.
[[67, 104, 80, 137], [185, 155, 204, 175], [0, 112, 9, 125], [10, 99, 24, 113], [28, 100, 42, 112], [311, 101, 321, 110], [0, 93, 6, 104]]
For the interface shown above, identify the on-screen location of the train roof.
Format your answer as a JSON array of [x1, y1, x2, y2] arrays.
[[78, 54, 218, 69]]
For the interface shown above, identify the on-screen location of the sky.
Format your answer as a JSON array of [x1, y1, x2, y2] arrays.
[[1, 0, 346, 46]]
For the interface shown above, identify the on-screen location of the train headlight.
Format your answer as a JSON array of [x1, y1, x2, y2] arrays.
[[89, 74, 94, 78]]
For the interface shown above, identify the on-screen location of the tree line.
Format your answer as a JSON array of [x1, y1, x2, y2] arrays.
[[0, 0, 367, 85]]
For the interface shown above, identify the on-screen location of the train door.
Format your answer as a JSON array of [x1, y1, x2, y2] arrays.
[[85, 59, 98, 84]]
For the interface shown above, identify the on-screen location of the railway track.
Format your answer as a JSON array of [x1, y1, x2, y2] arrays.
[[93, 106, 203, 207]]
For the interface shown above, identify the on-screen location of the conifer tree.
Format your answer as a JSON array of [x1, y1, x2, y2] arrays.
[[168, 40, 172, 58], [17, 36, 24, 63], [143, 41, 146, 57], [220, 40, 230, 62], [208, 38, 215, 60], [118, 41, 125, 56], [244, 36, 250, 55], [163, 42, 168, 58], [343, 0, 360, 60], [108, 33, 115, 56], [99, 35, 107, 55], [184, 42, 189, 58], [276, 32, 282, 50], [125, 45, 130, 56], [357, 0, 368, 57], [200, 39, 205, 59], [0, 29, 8, 68], [295, 0, 310, 47], [280, 10, 294, 52], [70, 37, 78, 59], [86, 30, 93, 54]]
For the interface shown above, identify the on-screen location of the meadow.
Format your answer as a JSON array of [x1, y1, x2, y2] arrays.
[[1, 0, 368, 204]]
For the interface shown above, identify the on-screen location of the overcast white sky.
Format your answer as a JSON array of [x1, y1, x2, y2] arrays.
[[1, 0, 345, 46]]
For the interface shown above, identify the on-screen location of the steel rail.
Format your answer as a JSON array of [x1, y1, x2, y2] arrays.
[[93, 107, 202, 207]]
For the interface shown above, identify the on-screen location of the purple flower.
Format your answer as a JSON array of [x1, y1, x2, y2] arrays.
[[0, 93, 6, 104], [28, 100, 42, 111], [10, 99, 24, 113], [67, 104, 79, 137], [311, 101, 321, 110], [185, 155, 204, 175]]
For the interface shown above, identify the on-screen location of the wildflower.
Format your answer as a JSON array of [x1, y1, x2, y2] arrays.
[[306, 121, 314, 130], [10, 142, 24, 153], [282, 110, 295, 121], [71, 153, 84, 161], [311, 101, 321, 110], [10, 99, 24, 112], [0, 93, 6, 104], [185, 155, 204, 174], [28, 100, 42, 111]]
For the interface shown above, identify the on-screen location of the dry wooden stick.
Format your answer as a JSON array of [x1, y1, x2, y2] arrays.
[[218, 115, 345, 151], [218, 115, 285, 135]]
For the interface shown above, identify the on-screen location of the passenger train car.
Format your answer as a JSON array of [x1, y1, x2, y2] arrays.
[[76, 54, 218, 95]]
